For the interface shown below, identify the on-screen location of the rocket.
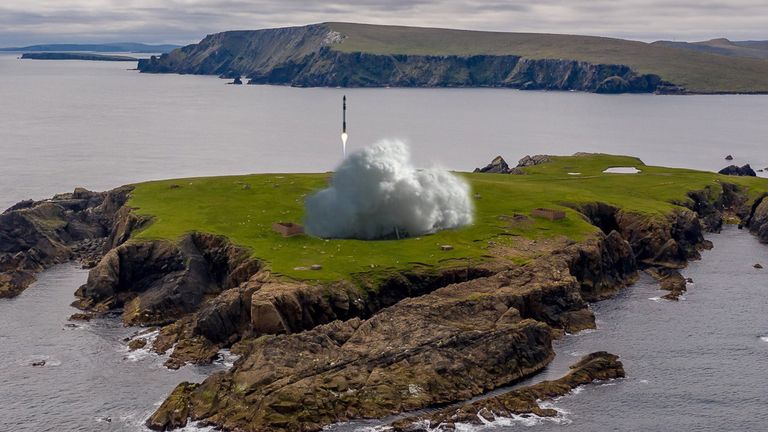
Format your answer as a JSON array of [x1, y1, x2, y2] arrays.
[[341, 95, 348, 157]]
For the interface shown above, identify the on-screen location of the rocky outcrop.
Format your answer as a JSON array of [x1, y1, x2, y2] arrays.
[[473, 156, 511, 173], [0, 187, 132, 298], [719, 164, 757, 176], [146, 253, 592, 431], [146, 382, 199, 431], [474, 154, 552, 175], [516, 154, 552, 168], [151, 264, 496, 368], [575, 203, 707, 269], [138, 25, 667, 94], [744, 194, 768, 243], [144, 228, 646, 431], [391, 351, 625, 431], [566, 231, 637, 301], [74, 232, 261, 326], [645, 267, 688, 300]]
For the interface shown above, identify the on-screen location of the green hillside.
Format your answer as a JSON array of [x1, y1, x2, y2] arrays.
[[126, 154, 768, 283], [328, 22, 768, 93]]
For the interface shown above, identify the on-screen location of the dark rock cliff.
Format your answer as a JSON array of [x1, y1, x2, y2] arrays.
[[138, 25, 667, 93], [0, 187, 132, 298]]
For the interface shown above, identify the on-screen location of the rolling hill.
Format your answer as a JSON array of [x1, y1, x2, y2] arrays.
[[652, 38, 768, 59]]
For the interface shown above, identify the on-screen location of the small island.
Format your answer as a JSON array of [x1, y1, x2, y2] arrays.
[[2, 153, 768, 431], [21, 52, 138, 61]]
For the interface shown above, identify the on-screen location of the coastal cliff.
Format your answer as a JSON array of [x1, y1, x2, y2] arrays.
[[136, 23, 768, 94], [139, 36, 663, 93]]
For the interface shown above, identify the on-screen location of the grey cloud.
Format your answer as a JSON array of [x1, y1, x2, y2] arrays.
[[0, 0, 766, 46]]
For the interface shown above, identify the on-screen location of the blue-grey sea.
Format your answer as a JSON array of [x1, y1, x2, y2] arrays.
[[0, 53, 767, 431]]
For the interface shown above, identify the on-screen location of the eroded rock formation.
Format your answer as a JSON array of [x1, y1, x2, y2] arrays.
[[0, 187, 132, 298], [391, 351, 625, 431]]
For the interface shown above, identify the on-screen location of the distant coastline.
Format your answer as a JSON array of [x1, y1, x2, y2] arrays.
[[0, 42, 179, 53], [21, 52, 138, 62]]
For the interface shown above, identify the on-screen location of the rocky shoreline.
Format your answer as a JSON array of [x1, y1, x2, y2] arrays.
[[2, 159, 768, 431]]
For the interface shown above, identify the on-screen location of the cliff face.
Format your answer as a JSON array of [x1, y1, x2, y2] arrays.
[[0, 187, 132, 298], [137, 24, 665, 93]]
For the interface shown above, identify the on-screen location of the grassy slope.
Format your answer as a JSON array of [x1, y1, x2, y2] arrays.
[[652, 39, 768, 60], [127, 154, 768, 284], [327, 23, 768, 93]]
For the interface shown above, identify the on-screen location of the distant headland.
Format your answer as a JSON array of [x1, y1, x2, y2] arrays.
[[137, 22, 768, 94]]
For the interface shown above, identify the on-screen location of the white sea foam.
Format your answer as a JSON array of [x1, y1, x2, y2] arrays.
[[213, 348, 240, 369], [760, 336, 768, 343], [121, 329, 160, 362], [304, 140, 474, 239]]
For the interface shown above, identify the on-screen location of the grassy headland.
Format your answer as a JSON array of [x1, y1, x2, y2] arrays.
[[125, 154, 768, 284], [328, 23, 768, 93]]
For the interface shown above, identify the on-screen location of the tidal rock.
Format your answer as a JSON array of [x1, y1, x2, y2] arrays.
[[391, 351, 625, 430], [128, 338, 147, 351], [725, 155, 734, 161], [646, 267, 687, 300], [755, 263, 763, 269], [146, 382, 199, 431], [719, 164, 756, 177], [68, 313, 93, 322], [31, 360, 46, 367]]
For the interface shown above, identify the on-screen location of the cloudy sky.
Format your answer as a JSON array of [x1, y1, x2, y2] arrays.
[[1, 0, 766, 46]]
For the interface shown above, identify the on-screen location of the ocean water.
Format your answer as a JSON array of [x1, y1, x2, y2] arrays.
[[1, 54, 767, 431], [1, 53, 768, 210]]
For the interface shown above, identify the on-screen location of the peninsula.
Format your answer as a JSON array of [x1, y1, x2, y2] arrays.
[[137, 23, 768, 94]]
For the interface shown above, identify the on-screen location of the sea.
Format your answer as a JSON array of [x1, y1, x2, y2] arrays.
[[0, 53, 766, 431]]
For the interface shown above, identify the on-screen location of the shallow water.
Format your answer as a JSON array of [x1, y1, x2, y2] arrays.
[[0, 263, 233, 431], [1, 54, 768, 431]]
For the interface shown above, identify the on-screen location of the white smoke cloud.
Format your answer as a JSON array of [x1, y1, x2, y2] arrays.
[[304, 139, 474, 239]]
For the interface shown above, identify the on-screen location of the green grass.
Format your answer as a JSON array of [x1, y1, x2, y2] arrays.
[[326, 23, 768, 93], [127, 154, 768, 284]]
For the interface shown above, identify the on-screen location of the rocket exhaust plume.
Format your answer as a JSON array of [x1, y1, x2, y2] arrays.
[[304, 139, 474, 239], [341, 95, 348, 157]]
